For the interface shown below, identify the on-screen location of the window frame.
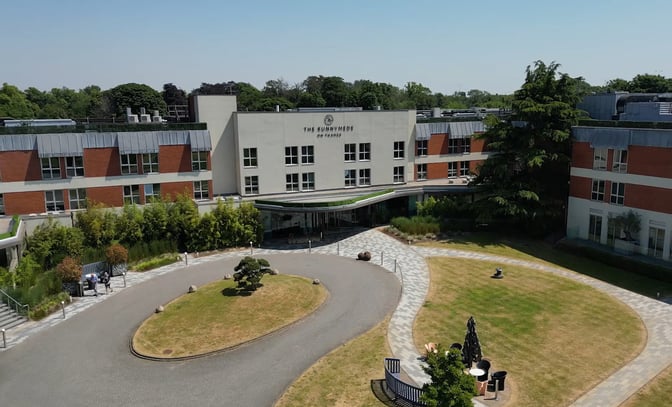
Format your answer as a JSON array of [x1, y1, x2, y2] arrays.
[[344, 169, 357, 187], [593, 148, 607, 170], [41, 157, 61, 179], [448, 161, 457, 177], [65, 156, 84, 177], [393, 166, 405, 183], [45, 190, 65, 212], [244, 176, 259, 195], [144, 183, 161, 202], [301, 145, 314, 165], [610, 182, 625, 205], [359, 168, 371, 186], [612, 149, 628, 173], [243, 148, 258, 168], [68, 188, 87, 210], [344, 143, 356, 162], [359, 143, 371, 161], [393, 141, 405, 159], [191, 151, 208, 171], [460, 161, 470, 177], [121, 154, 139, 175], [123, 185, 140, 205], [648, 226, 665, 258], [588, 214, 602, 243], [0, 193, 4, 215], [302, 172, 315, 191], [448, 139, 460, 154], [193, 180, 209, 200], [142, 153, 159, 174], [285, 146, 298, 166], [416, 140, 428, 156], [462, 138, 471, 153], [417, 164, 427, 180], [591, 179, 605, 201], [285, 173, 299, 192]]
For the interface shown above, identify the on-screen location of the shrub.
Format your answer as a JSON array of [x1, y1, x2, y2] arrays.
[[105, 243, 128, 265], [391, 216, 440, 236], [29, 292, 71, 320], [133, 253, 181, 272], [55, 257, 82, 283]]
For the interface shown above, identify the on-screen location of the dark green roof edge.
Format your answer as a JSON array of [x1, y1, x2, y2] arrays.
[[255, 188, 394, 208]]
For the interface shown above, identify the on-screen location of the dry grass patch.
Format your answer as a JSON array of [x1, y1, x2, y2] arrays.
[[275, 317, 392, 407], [133, 274, 327, 358], [414, 257, 645, 407], [621, 365, 672, 407]]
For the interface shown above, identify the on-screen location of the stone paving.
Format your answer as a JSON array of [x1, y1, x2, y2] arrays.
[[2, 228, 672, 407]]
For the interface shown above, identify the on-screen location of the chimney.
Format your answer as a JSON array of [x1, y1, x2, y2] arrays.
[[140, 107, 146, 115]]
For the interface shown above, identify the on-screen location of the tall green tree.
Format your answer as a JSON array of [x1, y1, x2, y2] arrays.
[[421, 347, 476, 407], [472, 61, 584, 234], [104, 83, 167, 116], [0, 83, 36, 118]]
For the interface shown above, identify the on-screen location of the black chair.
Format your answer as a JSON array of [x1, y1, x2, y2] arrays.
[[486, 371, 507, 400], [475, 359, 490, 382], [450, 342, 462, 351]]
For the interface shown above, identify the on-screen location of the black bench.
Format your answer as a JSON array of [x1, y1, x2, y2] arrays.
[[384, 358, 426, 406]]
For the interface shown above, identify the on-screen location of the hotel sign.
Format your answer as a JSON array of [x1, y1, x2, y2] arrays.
[[303, 114, 355, 138]]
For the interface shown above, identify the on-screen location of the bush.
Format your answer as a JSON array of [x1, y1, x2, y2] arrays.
[[133, 253, 181, 272], [29, 292, 71, 320], [55, 257, 82, 283], [391, 216, 440, 236], [105, 243, 128, 265], [127, 239, 177, 262]]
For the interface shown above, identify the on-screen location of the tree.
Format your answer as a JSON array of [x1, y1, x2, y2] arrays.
[[56, 257, 82, 283], [0, 83, 37, 118], [404, 82, 434, 109], [233, 256, 271, 292], [75, 201, 117, 247], [25, 218, 84, 270], [162, 83, 187, 106], [628, 74, 671, 93], [104, 83, 167, 117], [612, 210, 641, 241], [105, 244, 128, 266], [421, 347, 476, 407], [472, 61, 583, 234]]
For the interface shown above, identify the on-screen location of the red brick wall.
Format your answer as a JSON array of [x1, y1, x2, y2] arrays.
[[428, 134, 449, 155], [160, 145, 193, 173], [624, 184, 672, 215], [3, 191, 45, 214], [628, 145, 672, 177], [0, 150, 42, 181], [427, 162, 448, 179], [87, 186, 123, 207], [161, 181, 193, 200], [571, 142, 593, 169], [469, 159, 484, 175], [569, 176, 592, 200], [84, 148, 120, 177], [471, 138, 486, 153]]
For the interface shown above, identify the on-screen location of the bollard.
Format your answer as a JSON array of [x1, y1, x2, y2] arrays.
[[308, 240, 312, 254], [380, 251, 384, 265], [122, 272, 127, 288], [394, 259, 397, 273], [337, 242, 340, 256], [184, 252, 188, 266], [250, 241, 253, 255], [61, 301, 66, 319], [1, 328, 5, 348]]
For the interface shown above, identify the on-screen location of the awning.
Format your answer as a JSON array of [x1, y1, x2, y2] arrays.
[[36, 133, 83, 157]]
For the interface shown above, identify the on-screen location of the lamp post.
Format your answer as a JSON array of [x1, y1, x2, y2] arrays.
[[60, 301, 66, 319], [1, 328, 5, 348], [250, 241, 253, 255]]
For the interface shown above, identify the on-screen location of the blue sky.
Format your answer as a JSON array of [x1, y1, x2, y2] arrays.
[[2, 0, 671, 95]]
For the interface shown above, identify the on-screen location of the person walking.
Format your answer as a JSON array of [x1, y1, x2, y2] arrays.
[[101, 270, 112, 293], [90, 273, 99, 297]]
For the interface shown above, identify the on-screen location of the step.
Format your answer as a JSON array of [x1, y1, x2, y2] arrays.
[[0, 314, 27, 331]]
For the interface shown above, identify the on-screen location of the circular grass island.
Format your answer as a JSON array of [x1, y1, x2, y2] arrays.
[[132, 274, 328, 359]]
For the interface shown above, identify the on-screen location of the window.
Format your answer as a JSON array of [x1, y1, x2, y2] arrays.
[[68, 189, 87, 210], [448, 139, 460, 154], [359, 168, 371, 186], [460, 161, 470, 177], [285, 146, 298, 165], [344, 144, 356, 161], [593, 148, 607, 170], [301, 145, 314, 164], [41, 157, 61, 179], [123, 185, 140, 204], [121, 154, 138, 175], [142, 153, 159, 173], [610, 182, 625, 205], [591, 180, 605, 201], [344, 169, 356, 187], [144, 183, 161, 201], [613, 149, 628, 173], [194, 181, 209, 200], [462, 138, 471, 153], [648, 226, 665, 258], [393, 141, 405, 159], [588, 214, 602, 243], [244, 176, 259, 194], [417, 164, 427, 180], [65, 156, 84, 177], [243, 148, 258, 168], [448, 162, 457, 177], [416, 140, 428, 156], [359, 143, 371, 160], [0, 194, 4, 215], [286, 173, 299, 192], [302, 172, 315, 191], [191, 151, 208, 171], [393, 166, 405, 183], [45, 190, 65, 211]]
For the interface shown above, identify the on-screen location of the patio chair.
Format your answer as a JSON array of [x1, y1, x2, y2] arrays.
[[450, 342, 462, 351], [486, 371, 507, 400]]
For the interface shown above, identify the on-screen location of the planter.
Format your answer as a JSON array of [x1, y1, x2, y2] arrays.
[[62, 281, 84, 297], [614, 239, 639, 256]]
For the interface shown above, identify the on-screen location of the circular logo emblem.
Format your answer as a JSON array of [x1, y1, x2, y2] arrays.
[[324, 114, 334, 126]]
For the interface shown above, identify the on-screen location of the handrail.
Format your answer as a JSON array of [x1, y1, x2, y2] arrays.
[[0, 288, 29, 316], [384, 358, 426, 406]]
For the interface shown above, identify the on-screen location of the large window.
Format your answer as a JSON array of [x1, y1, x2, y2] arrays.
[[344, 144, 356, 161], [301, 145, 314, 164], [286, 173, 299, 192], [121, 154, 138, 175], [144, 183, 161, 201], [285, 146, 298, 165], [448, 162, 457, 177], [345, 169, 357, 187], [393, 141, 405, 159], [65, 156, 84, 177], [191, 151, 208, 171], [462, 138, 471, 153], [359, 168, 371, 186], [416, 140, 428, 156], [302, 172, 315, 191], [588, 214, 602, 243], [142, 153, 159, 173], [591, 179, 605, 201], [45, 190, 65, 211], [448, 139, 460, 154], [613, 149, 628, 173], [123, 185, 140, 204], [593, 148, 607, 170], [243, 148, 258, 168], [244, 176, 259, 194], [359, 143, 371, 160], [194, 181, 209, 200], [460, 161, 470, 177], [417, 164, 427, 180], [41, 157, 61, 179], [610, 182, 625, 205], [68, 189, 87, 210], [393, 166, 405, 183], [648, 226, 665, 258]]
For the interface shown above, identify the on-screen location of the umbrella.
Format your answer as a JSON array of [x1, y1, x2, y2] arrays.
[[462, 316, 483, 368]]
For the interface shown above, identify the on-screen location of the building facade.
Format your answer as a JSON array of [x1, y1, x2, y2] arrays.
[[567, 92, 672, 261]]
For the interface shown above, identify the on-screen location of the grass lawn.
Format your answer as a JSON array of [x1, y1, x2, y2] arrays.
[[414, 257, 645, 407], [621, 365, 672, 407], [132, 274, 327, 358], [275, 317, 393, 407]]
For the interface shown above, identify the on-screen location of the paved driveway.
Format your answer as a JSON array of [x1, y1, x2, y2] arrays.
[[0, 253, 400, 407]]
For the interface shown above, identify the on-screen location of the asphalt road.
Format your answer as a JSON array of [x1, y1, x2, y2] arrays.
[[0, 254, 401, 407]]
